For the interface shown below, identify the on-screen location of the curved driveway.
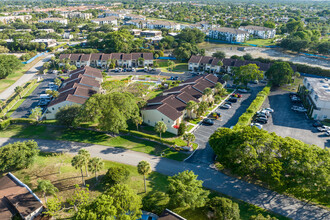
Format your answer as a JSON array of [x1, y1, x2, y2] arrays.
[[0, 137, 328, 220]]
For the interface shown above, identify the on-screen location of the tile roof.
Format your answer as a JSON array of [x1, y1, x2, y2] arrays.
[[0, 173, 43, 219]]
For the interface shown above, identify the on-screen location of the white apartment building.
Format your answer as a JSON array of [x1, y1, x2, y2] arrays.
[[91, 17, 118, 26], [302, 77, 330, 121], [239, 25, 276, 39], [0, 15, 32, 24], [209, 27, 249, 43], [38, 17, 68, 25]]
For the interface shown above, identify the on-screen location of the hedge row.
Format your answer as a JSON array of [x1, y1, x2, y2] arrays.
[[0, 119, 10, 130], [121, 129, 175, 146], [236, 85, 271, 126], [0, 79, 37, 118]]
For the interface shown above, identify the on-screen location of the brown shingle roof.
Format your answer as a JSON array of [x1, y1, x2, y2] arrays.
[[176, 91, 199, 104], [122, 54, 132, 60], [80, 54, 91, 61], [204, 74, 219, 84], [157, 103, 182, 121], [48, 86, 94, 107], [59, 53, 71, 60], [58, 82, 93, 93], [159, 209, 186, 220], [188, 55, 202, 64], [0, 173, 43, 219], [163, 95, 186, 112], [90, 53, 103, 61], [101, 53, 111, 61], [181, 85, 203, 99], [70, 54, 82, 61]]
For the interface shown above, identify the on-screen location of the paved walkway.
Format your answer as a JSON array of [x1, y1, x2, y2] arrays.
[[0, 54, 53, 101], [0, 137, 328, 220]]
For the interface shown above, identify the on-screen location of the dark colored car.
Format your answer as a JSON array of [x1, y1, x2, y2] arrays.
[[202, 118, 214, 125], [224, 101, 232, 106], [313, 121, 323, 127], [228, 98, 238, 103], [255, 117, 268, 124]]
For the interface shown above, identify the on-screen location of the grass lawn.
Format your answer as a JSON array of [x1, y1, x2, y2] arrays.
[[187, 124, 194, 132], [0, 124, 188, 161], [6, 82, 40, 117], [0, 55, 45, 93], [280, 77, 303, 92], [4, 153, 288, 220], [245, 38, 276, 47], [186, 117, 201, 125], [158, 62, 188, 74]]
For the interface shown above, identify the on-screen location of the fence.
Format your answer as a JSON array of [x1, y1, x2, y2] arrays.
[[205, 38, 280, 48], [22, 51, 48, 64], [157, 57, 177, 60]]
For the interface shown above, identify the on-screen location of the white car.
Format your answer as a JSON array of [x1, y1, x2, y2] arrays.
[[220, 104, 231, 109], [237, 89, 248, 93], [251, 123, 263, 129], [263, 108, 274, 113]]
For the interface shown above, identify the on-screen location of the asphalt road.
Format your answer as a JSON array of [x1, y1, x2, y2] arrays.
[[11, 75, 56, 118], [186, 83, 265, 165], [262, 88, 330, 148], [0, 137, 328, 220], [0, 54, 53, 101]]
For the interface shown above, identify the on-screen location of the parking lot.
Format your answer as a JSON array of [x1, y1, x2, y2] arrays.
[[186, 83, 265, 165], [262, 89, 329, 149], [10, 75, 56, 118]]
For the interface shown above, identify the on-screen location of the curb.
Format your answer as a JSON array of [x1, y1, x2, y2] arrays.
[[183, 143, 199, 162]]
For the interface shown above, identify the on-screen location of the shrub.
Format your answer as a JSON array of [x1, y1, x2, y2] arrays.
[[55, 105, 81, 126], [103, 166, 130, 186], [0, 119, 10, 130], [236, 85, 271, 126], [178, 122, 186, 136]]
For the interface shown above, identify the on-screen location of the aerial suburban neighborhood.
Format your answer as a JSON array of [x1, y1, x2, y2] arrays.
[[0, 0, 329, 220]]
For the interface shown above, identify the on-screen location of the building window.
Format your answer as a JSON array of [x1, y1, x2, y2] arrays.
[[162, 118, 163, 121], [168, 120, 170, 123], [148, 120, 150, 123], [52, 108, 54, 110]]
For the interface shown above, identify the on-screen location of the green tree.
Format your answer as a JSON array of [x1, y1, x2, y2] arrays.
[[29, 107, 43, 121], [197, 101, 208, 116], [103, 166, 130, 186], [78, 149, 91, 177], [207, 197, 240, 220], [54, 78, 62, 86], [69, 185, 90, 212], [44, 196, 62, 218], [132, 115, 143, 131], [222, 74, 231, 82], [249, 214, 278, 220], [178, 122, 187, 136], [264, 21, 276, 29], [74, 194, 117, 220], [183, 133, 195, 147], [77, 93, 139, 134], [71, 154, 86, 186], [36, 179, 58, 203], [233, 64, 263, 87], [14, 86, 23, 98], [203, 87, 213, 102], [212, 51, 226, 59], [265, 62, 294, 86], [168, 170, 209, 209], [138, 57, 145, 66], [0, 55, 22, 79], [137, 160, 152, 193], [155, 121, 167, 140], [88, 157, 104, 181], [167, 60, 175, 72], [0, 140, 39, 172], [55, 105, 81, 126], [105, 184, 142, 220], [176, 28, 205, 44]]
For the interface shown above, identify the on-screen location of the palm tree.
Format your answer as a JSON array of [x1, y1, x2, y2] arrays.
[[132, 116, 143, 131], [183, 133, 196, 147], [71, 155, 86, 186], [137, 160, 152, 193], [186, 100, 197, 118], [14, 86, 23, 98], [214, 82, 223, 95], [155, 121, 167, 141], [36, 179, 58, 203], [78, 149, 91, 177], [203, 87, 213, 102], [88, 157, 104, 181]]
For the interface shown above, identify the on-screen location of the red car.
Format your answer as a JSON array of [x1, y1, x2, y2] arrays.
[[232, 93, 242, 98]]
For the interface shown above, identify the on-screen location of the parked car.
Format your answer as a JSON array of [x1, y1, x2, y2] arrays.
[[251, 123, 263, 129], [255, 117, 268, 124], [263, 108, 274, 113], [326, 131, 330, 136], [237, 88, 248, 93], [224, 101, 232, 106], [131, 68, 136, 72], [203, 118, 214, 125], [228, 98, 238, 103], [317, 126, 330, 132], [313, 121, 323, 127], [220, 104, 231, 109]]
